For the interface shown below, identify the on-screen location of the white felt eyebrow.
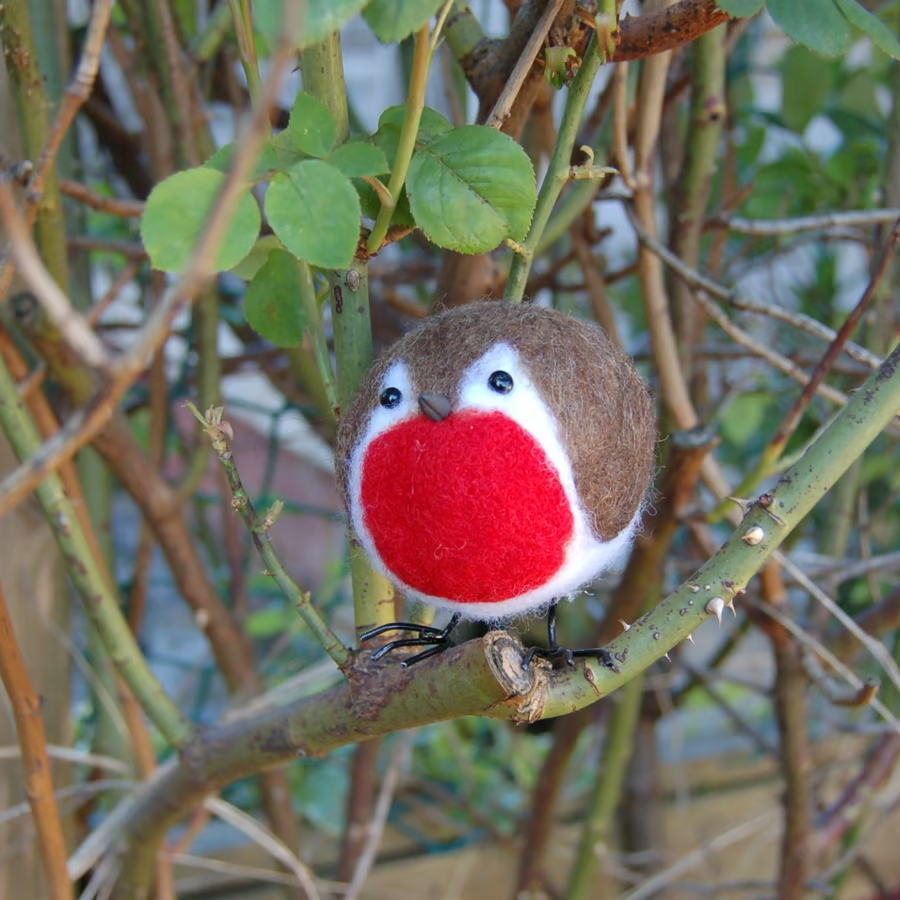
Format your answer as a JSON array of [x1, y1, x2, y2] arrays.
[[359, 359, 416, 442]]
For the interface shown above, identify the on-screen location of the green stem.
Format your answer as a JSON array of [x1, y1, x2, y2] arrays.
[[302, 37, 350, 143], [535, 180, 600, 256], [443, 1, 487, 62], [189, 0, 233, 62], [140, 0, 195, 169], [564, 672, 645, 900], [541, 339, 900, 716], [174, 285, 220, 500], [187, 404, 351, 668], [668, 25, 726, 381], [296, 260, 338, 420], [227, 0, 263, 107], [299, 37, 395, 632], [0, 356, 194, 749], [505, 33, 605, 301], [329, 264, 396, 634], [0, 0, 70, 296], [366, 25, 431, 253], [80, 447, 134, 764]]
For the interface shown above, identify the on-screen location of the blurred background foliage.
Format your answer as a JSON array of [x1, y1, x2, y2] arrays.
[[1, 0, 900, 898]]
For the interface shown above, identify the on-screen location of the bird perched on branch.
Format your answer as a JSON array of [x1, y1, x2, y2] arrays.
[[336, 301, 656, 666]]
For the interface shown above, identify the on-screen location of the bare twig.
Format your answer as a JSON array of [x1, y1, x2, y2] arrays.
[[627, 208, 880, 412], [756, 563, 812, 900], [484, 0, 567, 129], [0, 744, 130, 774], [754, 600, 900, 734], [812, 735, 900, 855], [343, 734, 413, 900], [204, 796, 320, 900], [186, 403, 350, 668], [614, 0, 732, 63], [0, 180, 112, 370], [59, 179, 145, 218], [777, 551, 900, 698], [803, 654, 879, 708], [0, 580, 73, 900], [0, 34, 295, 518], [0, 0, 114, 302], [629, 211, 883, 370], [619, 812, 778, 900], [770, 218, 900, 454], [714, 209, 900, 236]]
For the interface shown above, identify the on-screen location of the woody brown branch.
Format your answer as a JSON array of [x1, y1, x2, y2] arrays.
[[0, 581, 72, 900]]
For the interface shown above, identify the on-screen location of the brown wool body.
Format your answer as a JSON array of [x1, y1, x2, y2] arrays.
[[337, 301, 657, 547]]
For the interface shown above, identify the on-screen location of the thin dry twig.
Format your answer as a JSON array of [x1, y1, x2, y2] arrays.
[[343, 734, 414, 900], [619, 811, 778, 900], [628, 208, 879, 412], [630, 209, 883, 370], [769, 218, 900, 452], [0, 580, 73, 900], [76, 852, 121, 900], [755, 599, 900, 734], [59, 179, 145, 218], [777, 551, 900, 697], [204, 796, 321, 900], [714, 209, 900, 236], [484, 0, 567, 129], [0, 35, 296, 518], [0, 744, 131, 775], [0, 180, 112, 370], [0, 0, 115, 302]]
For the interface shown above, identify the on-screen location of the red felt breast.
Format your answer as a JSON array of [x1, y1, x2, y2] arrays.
[[360, 410, 574, 605]]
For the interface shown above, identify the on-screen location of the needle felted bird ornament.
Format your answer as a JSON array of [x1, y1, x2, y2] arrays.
[[336, 300, 657, 666]]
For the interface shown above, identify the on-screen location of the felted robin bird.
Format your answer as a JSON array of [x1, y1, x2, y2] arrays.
[[336, 301, 657, 666]]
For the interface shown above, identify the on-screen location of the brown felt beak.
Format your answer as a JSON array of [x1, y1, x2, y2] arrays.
[[418, 391, 452, 422]]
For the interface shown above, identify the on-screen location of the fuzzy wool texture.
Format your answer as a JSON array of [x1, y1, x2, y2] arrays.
[[336, 301, 657, 618], [361, 410, 574, 604]]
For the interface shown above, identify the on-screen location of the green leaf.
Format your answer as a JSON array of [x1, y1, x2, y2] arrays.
[[254, 0, 369, 51], [379, 104, 453, 140], [833, 0, 900, 59], [406, 125, 536, 253], [244, 249, 308, 347], [374, 105, 453, 167], [229, 234, 284, 280], [720, 392, 770, 450], [204, 134, 306, 180], [327, 141, 389, 177], [288, 92, 337, 158], [363, 0, 444, 42], [141, 168, 260, 274], [781, 46, 835, 132], [266, 160, 360, 269], [355, 178, 415, 227], [245, 605, 293, 638], [716, 0, 764, 14], [767, 0, 852, 57], [837, 70, 881, 123]]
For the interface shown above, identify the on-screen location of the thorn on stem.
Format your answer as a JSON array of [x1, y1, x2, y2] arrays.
[[705, 597, 725, 626]]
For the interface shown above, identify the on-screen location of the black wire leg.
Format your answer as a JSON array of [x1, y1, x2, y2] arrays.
[[360, 613, 462, 668], [522, 600, 616, 671]]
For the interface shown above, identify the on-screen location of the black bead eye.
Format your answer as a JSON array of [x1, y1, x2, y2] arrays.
[[488, 370, 514, 394], [379, 387, 402, 409]]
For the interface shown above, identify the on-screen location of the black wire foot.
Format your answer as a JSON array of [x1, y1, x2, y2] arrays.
[[360, 613, 462, 668], [522, 601, 617, 671], [522, 645, 617, 670]]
